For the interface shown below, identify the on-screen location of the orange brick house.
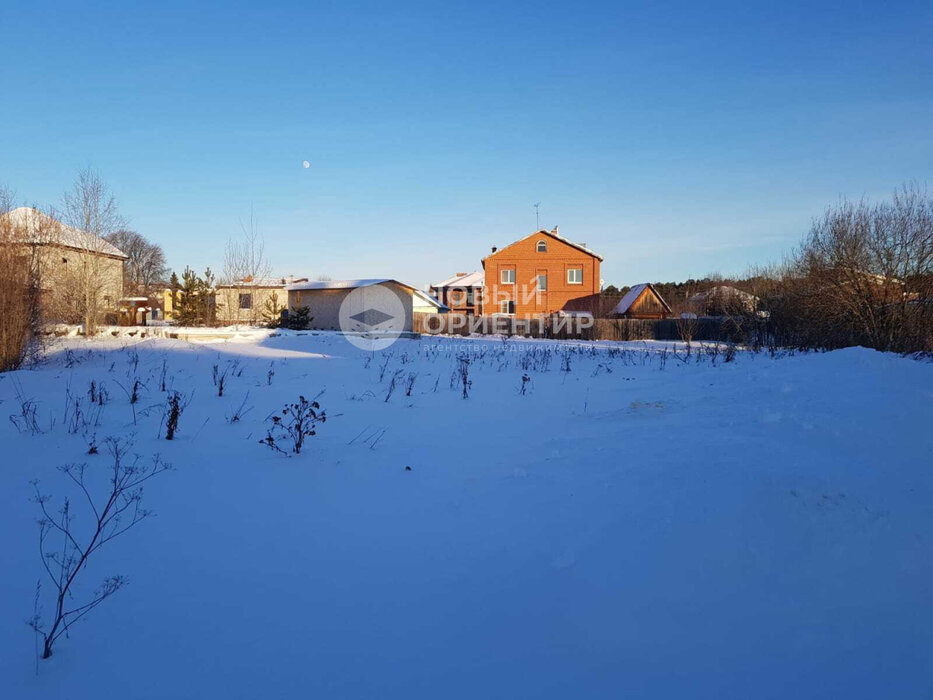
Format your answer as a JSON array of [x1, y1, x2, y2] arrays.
[[482, 227, 602, 318]]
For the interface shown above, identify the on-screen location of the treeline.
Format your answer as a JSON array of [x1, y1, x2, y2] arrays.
[[604, 277, 758, 308], [753, 184, 933, 352], [668, 184, 932, 353], [602, 184, 933, 353]]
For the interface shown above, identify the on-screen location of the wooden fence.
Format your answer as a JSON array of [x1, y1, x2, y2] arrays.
[[413, 314, 759, 343]]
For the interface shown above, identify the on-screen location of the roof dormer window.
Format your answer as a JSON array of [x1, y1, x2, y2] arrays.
[[536, 240, 547, 253]]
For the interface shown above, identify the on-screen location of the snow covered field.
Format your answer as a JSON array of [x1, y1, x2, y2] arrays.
[[1, 333, 931, 699]]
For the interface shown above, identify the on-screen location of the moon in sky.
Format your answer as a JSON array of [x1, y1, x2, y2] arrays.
[[302, 160, 310, 169]]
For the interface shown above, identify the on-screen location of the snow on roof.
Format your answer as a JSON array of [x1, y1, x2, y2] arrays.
[[412, 289, 447, 310], [2, 207, 128, 259], [612, 284, 647, 315], [611, 283, 672, 315], [286, 278, 395, 291], [431, 271, 484, 288], [483, 227, 603, 262], [284, 278, 447, 310], [688, 286, 758, 303], [217, 275, 308, 288]]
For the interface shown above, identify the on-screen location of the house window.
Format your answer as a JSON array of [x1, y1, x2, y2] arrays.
[[537, 274, 547, 291], [567, 268, 583, 284], [501, 269, 515, 284], [239, 293, 253, 309], [500, 300, 515, 314], [466, 288, 474, 305], [536, 240, 547, 253]]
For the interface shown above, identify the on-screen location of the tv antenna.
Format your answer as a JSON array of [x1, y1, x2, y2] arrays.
[[534, 202, 541, 230]]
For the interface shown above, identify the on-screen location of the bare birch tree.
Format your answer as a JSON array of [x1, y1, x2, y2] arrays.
[[220, 207, 271, 326], [62, 168, 126, 335]]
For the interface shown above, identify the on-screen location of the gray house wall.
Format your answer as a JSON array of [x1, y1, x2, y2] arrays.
[[287, 282, 416, 332]]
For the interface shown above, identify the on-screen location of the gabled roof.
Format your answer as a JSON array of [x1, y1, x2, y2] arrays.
[[285, 278, 447, 310], [2, 207, 128, 259], [431, 271, 484, 288], [612, 283, 672, 315], [482, 227, 603, 262]]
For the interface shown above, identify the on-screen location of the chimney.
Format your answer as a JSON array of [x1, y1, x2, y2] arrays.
[[552, 225, 559, 234], [491, 246, 497, 253]]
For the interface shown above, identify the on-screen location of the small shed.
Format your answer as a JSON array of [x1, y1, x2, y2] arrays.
[[610, 283, 672, 319]]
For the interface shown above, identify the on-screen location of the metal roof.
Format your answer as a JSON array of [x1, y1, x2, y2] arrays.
[[285, 278, 447, 310], [286, 278, 395, 291]]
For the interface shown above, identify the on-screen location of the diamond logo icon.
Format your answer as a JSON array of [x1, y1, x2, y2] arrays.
[[349, 308, 394, 327], [338, 284, 407, 350]]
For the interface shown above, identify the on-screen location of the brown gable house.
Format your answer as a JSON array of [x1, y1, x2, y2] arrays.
[[482, 227, 602, 318], [609, 283, 672, 319]]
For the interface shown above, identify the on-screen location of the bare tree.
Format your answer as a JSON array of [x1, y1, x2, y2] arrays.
[[673, 307, 698, 347], [105, 229, 168, 297], [769, 184, 933, 351], [28, 438, 171, 660], [61, 168, 126, 335], [0, 185, 42, 370], [220, 207, 271, 326]]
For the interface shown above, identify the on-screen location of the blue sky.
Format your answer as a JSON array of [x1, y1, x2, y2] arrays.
[[1, 0, 931, 288]]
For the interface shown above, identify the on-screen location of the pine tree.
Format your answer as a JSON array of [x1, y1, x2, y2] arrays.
[[174, 267, 202, 326], [199, 268, 216, 326], [262, 291, 285, 328], [283, 305, 312, 330], [172, 267, 217, 326], [169, 272, 180, 320]]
